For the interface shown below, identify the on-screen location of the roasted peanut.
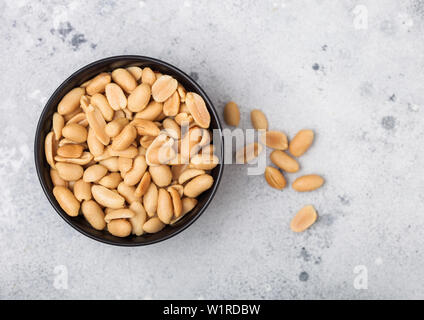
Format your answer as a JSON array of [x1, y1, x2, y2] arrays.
[[143, 217, 165, 233], [86, 105, 110, 145], [50, 168, 67, 187], [223, 101, 240, 126], [53, 113, 65, 139], [260, 131, 288, 150], [111, 68, 137, 93], [134, 171, 151, 198], [124, 156, 147, 186], [58, 88, 85, 115], [264, 166, 286, 190], [185, 92, 210, 128], [86, 73, 111, 95], [290, 205, 318, 232], [83, 164, 108, 182], [81, 200, 106, 230], [270, 150, 299, 173], [98, 172, 122, 189], [250, 109, 268, 130], [62, 123, 87, 143], [126, 66, 143, 81], [292, 175, 324, 192], [152, 75, 178, 102], [183, 174, 213, 198], [289, 129, 314, 157], [129, 201, 147, 236], [53, 186, 80, 217], [108, 219, 132, 237], [73, 179, 92, 201], [57, 144, 83, 158], [141, 67, 156, 85], [128, 83, 151, 112], [143, 182, 158, 217], [157, 188, 173, 224], [56, 162, 83, 181], [104, 208, 135, 223], [105, 83, 127, 110], [91, 93, 114, 122], [149, 165, 172, 187], [91, 185, 125, 209], [163, 91, 180, 116], [117, 182, 141, 204], [111, 124, 137, 151], [135, 101, 163, 121]]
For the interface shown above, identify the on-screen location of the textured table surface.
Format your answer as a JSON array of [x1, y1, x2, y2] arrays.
[[1, 0, 424, 299]]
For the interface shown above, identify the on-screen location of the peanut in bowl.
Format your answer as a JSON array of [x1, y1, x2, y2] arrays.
[[34, 55, 224, 246]]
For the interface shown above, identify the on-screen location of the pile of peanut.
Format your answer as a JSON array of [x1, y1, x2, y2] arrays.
[[45, 67, 218, 237], [224, 102, 324, 232]]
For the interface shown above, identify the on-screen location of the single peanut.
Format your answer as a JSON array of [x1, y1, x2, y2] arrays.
[[250, 109, 268, 130], [81, 200, 106, 230], [264, 166, 286, 190], [223, 101, 240, 126], [58, 88, 85, 115], [185, 92, 210, 128], [260, 131, 288, 150], [270, 150, 299, 173], [292, 174, 324, 192], [108, 219, 132, 237], [289, 129, 314, 157], [290, 205, 318, 232], [183, 174, 213, 198], [152, 75, 178, 102], [53, 186, 80, 217], [111, 68, 137, 93]]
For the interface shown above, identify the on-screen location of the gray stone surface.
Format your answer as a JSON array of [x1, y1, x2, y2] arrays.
[[1, 0, 424, 299]]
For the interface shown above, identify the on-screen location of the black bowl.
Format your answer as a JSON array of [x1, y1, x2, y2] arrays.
[[34, 55, 224, 246]]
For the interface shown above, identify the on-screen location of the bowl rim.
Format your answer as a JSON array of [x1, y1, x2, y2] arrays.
[[34, 55, 224, 247]]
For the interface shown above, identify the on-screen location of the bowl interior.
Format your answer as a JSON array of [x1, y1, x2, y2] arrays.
[[35, 56, 224, 246]]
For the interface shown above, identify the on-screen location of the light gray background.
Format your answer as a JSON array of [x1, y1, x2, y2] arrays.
[[1, 0, 423, 299]]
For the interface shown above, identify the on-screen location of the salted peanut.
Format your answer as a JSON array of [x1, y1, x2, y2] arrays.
[[178, 168, 205, 184], [86, 73, 111, 95], [105, 118, 129, 138], [45, 131, 56, 168], [108, 219, 132, 237], [105, 83, 127, 110], [163, 91, 180, 116], [99, 157, 119, 172], [53, 113, 65, 139], [107, 145, 138, 158], [292, 175, 324, 192], [260, 131, 288, 150], [58, 87, 85, 115], [168, 184, 184, 196], [170, 197, 197, 224], [86, 105, 110, 145], [141, 67, 156, 85], [118, 157, 133, 177], [57, 138, 84, 147], [223, 101, 240, 126], [98, 172, 122, 189], [291, 205, 318, 232], [117, 182, 141, 204], [73, 179, 92, 201], [91, 93, 114, 121], [168, 187, 182, 218], [113, 109, 125, 119], [50, 168, 67, 187], [235, 143, 263, 164], [157, 188, 173, 224], [264, 166, 286, 190], [152, 75, 178, 102], [104, 208, 135, 223], [270, 150, 299, 173], [140, 135, 155, 149], [177, 84, 186, 102], [83, 164, 108, 182], [126, 66, 142, 81], [143, 217, 165, 233], [184, 174, 213, 198], [81, 200, 106, 230], [91, 185, 125, 209], [189, 154, 219, 170], [57, 144, 83, 158], [175, 112, 193, 126], [162, 118, 181, 139], [289, 129, 314, 157], [185, 92, 210, 128], [149, 164, 172, 187], [127, 83, 151, 112], [53, 186, 80, 217], [130, 118, 160, 136], [124, 156, 147, 186], [87, 128, 104, 157], [143, 182, 158, 217], [135, 101, 163, 120], [62, 123, 87, 143], [54, 152, 94, 165], [134, 171, 151, 197], [129, 201, 147, 236], [80, 79, 92, 88], [111, 124, 137, 151], [145, 134, 175, 165], [112, 68, 137, 93], [56, 162, 83, 181], [250, 109, 268, 130]]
